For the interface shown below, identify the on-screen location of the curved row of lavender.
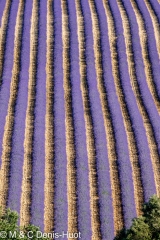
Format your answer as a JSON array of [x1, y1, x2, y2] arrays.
[[30, 0, 46, 231], [148, 0, 160, 23], [79, 0, 115, 239], [134, 0, 160, 98], [67, 0, 92, 239], [52, 0, 68, 235], [7, 0, 32, 218], [121, 0, 160, 157], [0, 1, 12, 90], [0, 0, 6, 26], [108, 0, 156, 201], [0, 1, 19, 166], [93, 0, 137, 231]]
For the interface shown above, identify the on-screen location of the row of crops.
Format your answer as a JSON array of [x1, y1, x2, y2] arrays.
[[0, 0, 159, 239]]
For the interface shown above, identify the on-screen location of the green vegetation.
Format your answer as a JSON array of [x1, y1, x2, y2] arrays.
[[0, 207, 50, 239], [115, 195, 160, 240], [1, 195, 160, 240]]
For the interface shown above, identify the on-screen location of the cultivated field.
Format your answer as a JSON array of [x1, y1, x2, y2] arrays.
[[0, 0, 160, 239]]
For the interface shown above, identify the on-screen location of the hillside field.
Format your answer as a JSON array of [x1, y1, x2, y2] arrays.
[[0, 0, 160, 239]]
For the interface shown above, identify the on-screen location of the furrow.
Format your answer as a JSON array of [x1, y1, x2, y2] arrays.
[[103, 0, 142, 218], [120, 0, 160, 196], [62, 0, 78, 236], [7, 0, 33, 215], [130, 0, 160, 113], [0, 0, 16, 169], [0, 0, 24, 210], [88, 0, 123, 233], [146, 0, 160, 25], [116, 0, 145, 215], [44, 0, 54, 233], [30, 0, 46, 230], [0, 0, 11, 89], [64, 0, 92, 238], [51, 0, 68, 235], [75, 1, 102, 239], [0, 0, 7, 26], [20, 0, 39, 226], [143, 0, 160, 55]]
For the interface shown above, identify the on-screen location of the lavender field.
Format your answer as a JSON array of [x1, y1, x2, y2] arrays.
[[0, 0, 160, 239]]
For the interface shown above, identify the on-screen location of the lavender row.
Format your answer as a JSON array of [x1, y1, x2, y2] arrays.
[[121, 0, 160, 159], [30, 0, 47, 231], [79, 0, 116, 239], [7, 0, 32, 218], [0, 1, 19, 166], [66, 0, 92, 239], [134, 0, 160, 97], [52, 0, 68, 235], [108, 0, 156, 202], [94, 0, 137, 230], [148, 0, 160, 23]]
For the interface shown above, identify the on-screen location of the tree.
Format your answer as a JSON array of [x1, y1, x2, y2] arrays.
[[115, 195, 160, 240], [0, 207, 50, 240]]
